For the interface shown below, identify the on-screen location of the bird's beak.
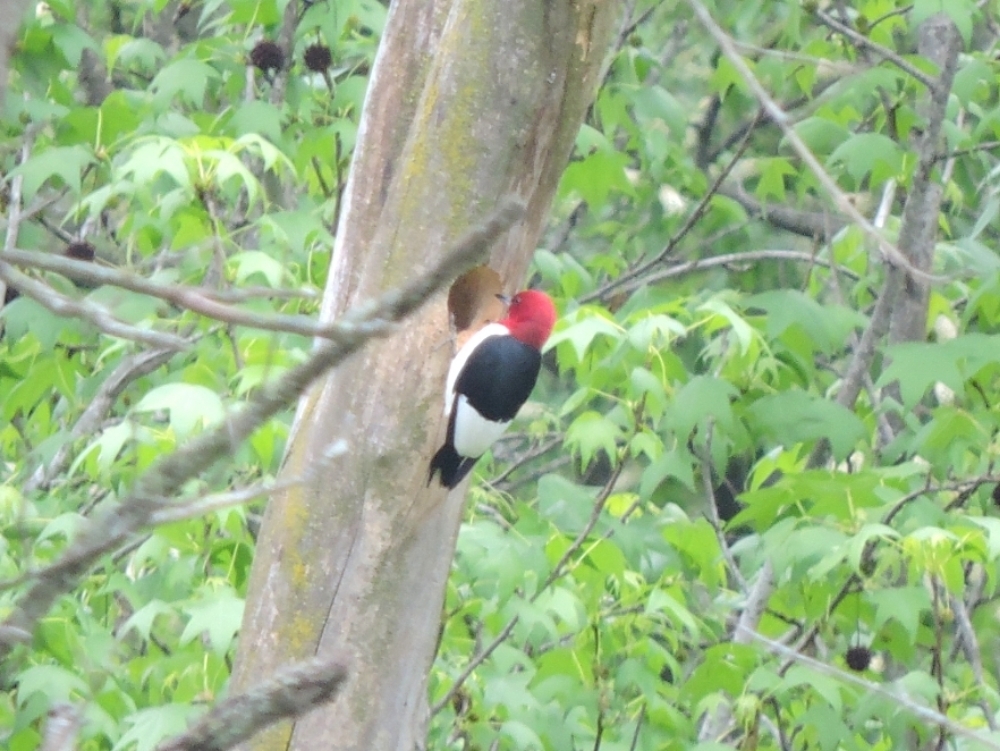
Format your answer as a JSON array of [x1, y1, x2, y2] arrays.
[[496, 293, 511, 305]]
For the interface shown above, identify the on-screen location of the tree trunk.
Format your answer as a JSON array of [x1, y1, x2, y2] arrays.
[[229, 1, 618, 749]]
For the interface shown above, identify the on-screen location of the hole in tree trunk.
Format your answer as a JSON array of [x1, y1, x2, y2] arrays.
[[447, 265, 505, 349]]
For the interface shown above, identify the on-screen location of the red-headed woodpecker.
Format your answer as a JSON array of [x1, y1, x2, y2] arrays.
[[429, 289, 557, 489]]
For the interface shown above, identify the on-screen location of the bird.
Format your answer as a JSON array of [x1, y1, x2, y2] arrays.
[[428, 289, 557, 489]]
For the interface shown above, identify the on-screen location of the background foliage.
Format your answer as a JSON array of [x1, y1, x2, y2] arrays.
[[2, 0, 1000, 749]]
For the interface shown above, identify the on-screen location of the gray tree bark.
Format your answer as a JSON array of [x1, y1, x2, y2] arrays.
[[229, 1, 619, 749]]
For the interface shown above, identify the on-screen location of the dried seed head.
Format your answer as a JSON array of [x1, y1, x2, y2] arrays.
[[304, 43, 332, 73], [845, 645, 872, 672], [65, 241, 96, 262], [250, 41, 284, 72]]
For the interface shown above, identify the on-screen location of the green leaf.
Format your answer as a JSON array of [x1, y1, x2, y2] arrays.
[[828, 133, 905, 184], [16, 665, 89, 706], [500, 719, 544, 750], [698, 297, 757, 354], [537, 474, 600, 533], [119, 600, 178, 641], [952, 58, 993, 107], [114, 704, 203, 751], [780, 665, 844, 714], [746, 290, 865, 353], [118, 137, 191, 189], [870, 586, 930, 642], [879, 334, 1000, 406], [565, 411, 620, 468], [134, 383, 225, 437], [711, 56, 748, 98], [230, 250, 287, 286], [640, 446, 696, 495], [229, 100, 285, 143], [49, 23, 98, 67], [9, 144, 93, 202], [150, 58, 216, 108], [647, 588, 700, 636], [665, 376, 738, 439], [755, 157, 796, 202], [792, 117, 851, 156], [179, 588, 245, 656], [559, 125, 634, 206], [747, 390, 865, 459], [546, 310, 622, 361]]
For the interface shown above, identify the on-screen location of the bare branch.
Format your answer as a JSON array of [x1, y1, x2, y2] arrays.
[[0, 198, 525, 660], [887, 15, 962, 345], [687, 0, 945, 282], [157, 657, 348, 751], [814, 180, 899, 463], [149, 440, 347, 525], [698, 561, 773, 741], [40, 704, 81, 751], [718, 183, 848, 240], [746, 629, 1000, 751], [815, 10, 938, 88], [587, 110, 760, 302], [24, 347, 178, 493], [0, 263, 190, 350], [627, 248, 861, 296], [2, 247, 393, 340]]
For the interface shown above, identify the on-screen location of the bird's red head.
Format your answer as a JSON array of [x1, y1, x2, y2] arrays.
[[500, 289, 556, 350]]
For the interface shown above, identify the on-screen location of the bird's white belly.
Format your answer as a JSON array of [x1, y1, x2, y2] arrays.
[[452, 394, 512, 458]]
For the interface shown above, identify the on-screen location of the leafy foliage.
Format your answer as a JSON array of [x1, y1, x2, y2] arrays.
[[4, 0, 1000, 749]]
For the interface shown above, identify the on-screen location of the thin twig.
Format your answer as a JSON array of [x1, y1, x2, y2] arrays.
[[150, 441, 347, 525], [632, 248, 861, 294], [2, 248, 374, 340], [815, 10, 937, 88], [0, 264, 189, 350], [627, 704, 646, 751], [24, 347, 178, 493], [587, 110, 760, 302]]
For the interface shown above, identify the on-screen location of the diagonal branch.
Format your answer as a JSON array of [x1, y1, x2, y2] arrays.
[[815, 9, 938, 88], [24, 347, 178, 493], [0, 199, 525, 662], [156, 656, 348, 751], [747, 629, 1000, 751], [0, 263, 189, 350], [3, 247, 349, 339]]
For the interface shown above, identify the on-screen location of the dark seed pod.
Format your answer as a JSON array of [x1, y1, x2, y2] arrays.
[[250, 41, 284, 72], [845, 645, 872, 672], [65, 241, 96, 262], [304, 43, 332, 73]]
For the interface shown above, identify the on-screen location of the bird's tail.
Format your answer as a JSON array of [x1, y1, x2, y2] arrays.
[[428, 444, 477, 489]]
